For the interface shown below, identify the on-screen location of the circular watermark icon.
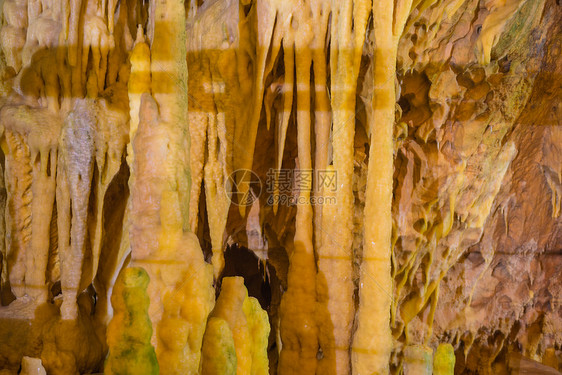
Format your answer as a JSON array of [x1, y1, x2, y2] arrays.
[[225, 169, 262, 207]]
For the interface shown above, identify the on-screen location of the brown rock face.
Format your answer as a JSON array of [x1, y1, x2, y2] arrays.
[[388, 1, 562, 372], [0, 0, 560, 374], [388, 1, 562, 373]]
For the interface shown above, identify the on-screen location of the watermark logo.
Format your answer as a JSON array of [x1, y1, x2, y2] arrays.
[[266, 193, 338, 206], [225, 169, 262, 207], [225, 168, 338, 207], [266, 168, 337, 194]]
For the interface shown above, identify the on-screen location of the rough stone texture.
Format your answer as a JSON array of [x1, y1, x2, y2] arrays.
[[0, 0, 560, 373], [387, 1, 562, 372]]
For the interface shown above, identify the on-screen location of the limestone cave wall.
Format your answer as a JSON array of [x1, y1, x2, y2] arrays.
[[0, 0, 560, 374]]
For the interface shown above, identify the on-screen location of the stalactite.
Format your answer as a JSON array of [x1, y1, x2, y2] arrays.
[[233, 0, 275, 217], [186, 0, 240, 278], [318, 1, 370, 373], [0, 105, 61, 306], [0, 154, 6, 301], [204, 112, 230, 278], [352, 0, 412, 373], [88, 91, 129, 323], [310, 0, 331, 253], [273, 43, 294, 215], [150, 0, 190, 229], [58, 101, 95, 320], [187, 112, 207, 232], [316, 168, 342, 375], [1, 0, 28, 72], [28, 148, 56, 303], [1, 129, 33, 300], [81, 0, 112, 97], [277, 7, 319, 372], [476, 0, 527, 65], [67, 0, 83, 67]]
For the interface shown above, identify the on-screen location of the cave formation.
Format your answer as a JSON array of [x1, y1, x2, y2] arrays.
[[0, 0, 560, 374]]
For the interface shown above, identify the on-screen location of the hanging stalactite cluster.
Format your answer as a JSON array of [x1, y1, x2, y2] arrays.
[[0, 0, 561, 374]]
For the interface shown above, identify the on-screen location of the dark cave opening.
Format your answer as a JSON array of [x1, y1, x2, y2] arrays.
[[219, 244, 273, 311]]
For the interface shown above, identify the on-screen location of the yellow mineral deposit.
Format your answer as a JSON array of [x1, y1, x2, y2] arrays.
[[127, 2, 215, 373], [0, 0, 560, 374], [433, 343, 455, 375], [205, 277, 270, 375], [201, 317, 238, 375]]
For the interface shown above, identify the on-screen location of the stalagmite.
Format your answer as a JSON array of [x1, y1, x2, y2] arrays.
[[128, 1, 215, 373], [403, 345, 433, 375], [201, 317, 238, 375], [126, 25, 150, 244], [20, 356, 47, 375], [105, 267, 158, 375], [130, 90, 215, 373], [433, 343, 456, 375], [207, 277, 270, 375], [243, 292, 270, 375]]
